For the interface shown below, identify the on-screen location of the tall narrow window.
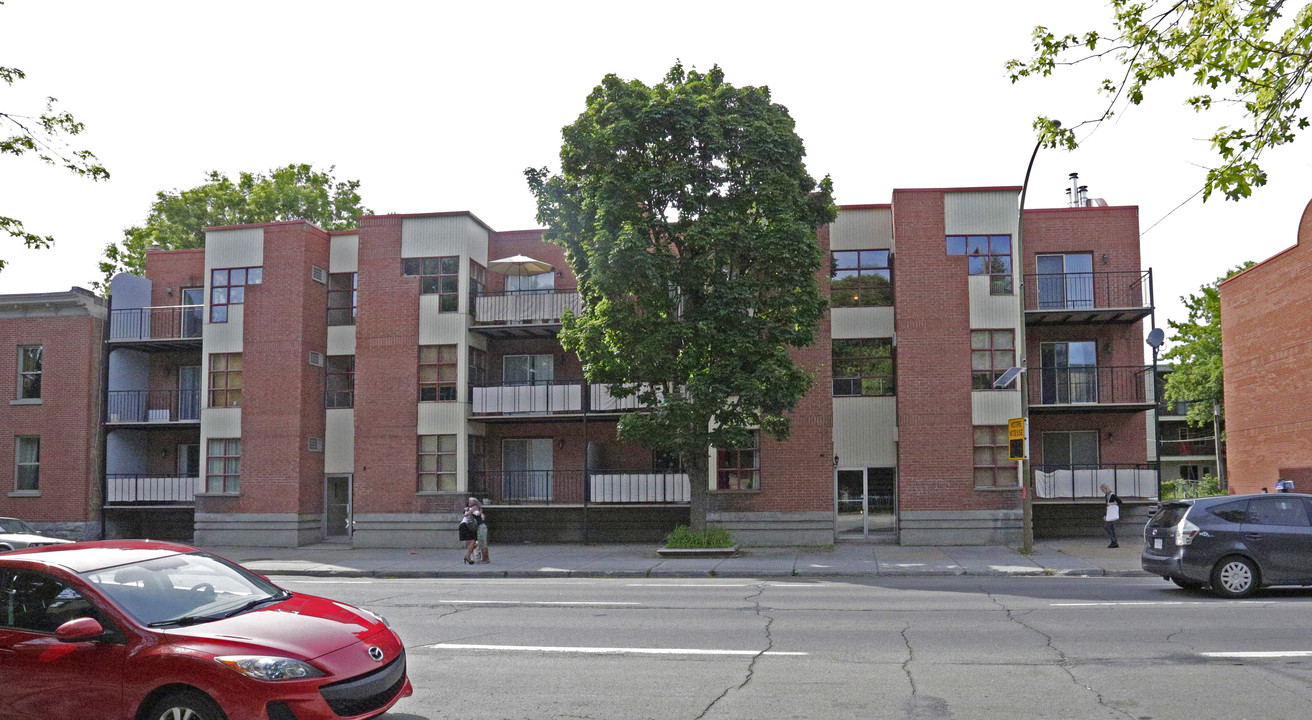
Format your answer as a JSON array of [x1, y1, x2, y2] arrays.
[[418, 434, 457, 492], [469, 260, 487, 311], [210, 267, 262, 323], [973, 426, 1018, 488], [326, 355, 355, 408], [971, 330, 1015, 390], [14, 436, 39, 491], [832, 339, 895, 396], [208, 353, 243, 408], [419, 345, 458, 401], [468, 346, 487, 388], [206, 438, 241, 493], [17, 345, 42, 399], [716, 431, 759, 491], [402, 256, 460, 311], [830, 250, 892, 307], [327, 272, 358, 326], [1040, 341, 1098, 404]]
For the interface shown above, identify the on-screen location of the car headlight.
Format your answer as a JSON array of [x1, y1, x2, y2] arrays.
[[215, 655, 324, 681]]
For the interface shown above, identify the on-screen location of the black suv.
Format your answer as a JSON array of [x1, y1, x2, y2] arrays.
[[1142, 493, 1312, 598]]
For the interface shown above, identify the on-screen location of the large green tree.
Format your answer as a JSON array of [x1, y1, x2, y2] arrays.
[[526, 63, 837, 530], [98, 163, 369, 290], [1007, 1, 1312, 201], [1162, 262, 1255, 428]]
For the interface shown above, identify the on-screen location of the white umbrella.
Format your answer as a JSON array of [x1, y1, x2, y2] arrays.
[[487, 255, 553, 276]]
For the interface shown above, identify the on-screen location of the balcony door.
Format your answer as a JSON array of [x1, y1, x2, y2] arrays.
[[504, 354, 553, 385], [1042, 431, 1100, 471], [1036, 254, 1094, 310], [503, 438, 553, 501], [178, 365, 201, 420], [1040, 341, 1098, 404]]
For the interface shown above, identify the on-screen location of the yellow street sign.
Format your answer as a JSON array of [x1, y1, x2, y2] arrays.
[[1008, 418, 1026, 461]]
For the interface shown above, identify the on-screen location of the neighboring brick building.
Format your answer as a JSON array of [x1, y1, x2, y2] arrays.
[[1220, 197, 1312, 494]]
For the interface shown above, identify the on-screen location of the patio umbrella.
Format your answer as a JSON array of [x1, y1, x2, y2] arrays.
[[487, 255, 553, 276]]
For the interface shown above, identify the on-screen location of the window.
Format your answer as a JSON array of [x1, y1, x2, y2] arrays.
[[17, 345, 41, 399], [0, 570, 104, 634], [832, 339, 895, 396], [1041, 430, 1100, 470], [327, 272, 357, 326], [208, 353, 243, 408], [206, 438, 241, 493], [1040, 341, 1098, 403], [326, 356, 355, 408], [181, 288, 205, 337], [419, 345, 458, 401], [1036, 253, 1094, 309], [402, 256, 460, 311], [418, 434, 457, 492], [947, 235, 1012, 294], [468, 346, 487, 388], [971, 330, 1015, 390], [1207, 500, 1250, 524], [506, 271, 554, 293], [210, 267, 263, 323], [470, 260, 487, 308], [1248, 497, 1311, 527], [716, 431, 759, 491], [830, 250, 892, 307], [14, 436, 39, 492], [973, 426, 1018, 488], [504, 354, 553, 385]]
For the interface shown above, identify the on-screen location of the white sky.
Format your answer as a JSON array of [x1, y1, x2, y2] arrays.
[[3, 0, 1309, 351]]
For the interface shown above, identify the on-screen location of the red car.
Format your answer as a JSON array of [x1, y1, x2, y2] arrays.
[[0, 540, 412, 720]]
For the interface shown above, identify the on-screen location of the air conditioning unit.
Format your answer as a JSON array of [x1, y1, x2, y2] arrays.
[[307, 437, 324, 452], [309, 351, 325, 367], [311, 266, 328, 284]]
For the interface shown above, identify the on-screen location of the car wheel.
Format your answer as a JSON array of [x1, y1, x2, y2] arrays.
[[1210, 556, 1259, 599], [1170, 577, 1204, 591], [148, 690, 227, 720]]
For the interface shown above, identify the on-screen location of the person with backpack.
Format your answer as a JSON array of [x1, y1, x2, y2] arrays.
[[459, 497, 482, 564]]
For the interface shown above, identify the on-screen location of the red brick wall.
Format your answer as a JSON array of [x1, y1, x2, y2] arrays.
[[1221, 198, 1312, 493], [487, 230, 574, 292], [144, 249, 206, 307]]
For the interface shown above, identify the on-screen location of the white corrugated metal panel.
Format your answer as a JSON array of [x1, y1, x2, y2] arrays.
[[417, 402, 465, 435], [204, 228, 264, 271], [971, 390, 1021, 426], [203, 305, 244, 353], [831, 207, 893, 250], [944, 191, 1018, 235], [833, 397, 897, 466], [325, 409, 354, 473], [327, 325, 356, 356], [329, 233, 359, 273], [418, 297, 467, 342], [967, 275, 1021, 329], [832, 306, 895, 339], [401, 216, 489, 259], [200, 408, 241, 450]]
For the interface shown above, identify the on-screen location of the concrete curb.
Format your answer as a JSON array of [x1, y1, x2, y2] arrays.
[[257, 567, 1155, 580]]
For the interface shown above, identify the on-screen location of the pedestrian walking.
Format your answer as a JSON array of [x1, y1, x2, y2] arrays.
[[475, 500, 490, 564], [1100, 483, 1123, 548], [459, 497, 482, 564]]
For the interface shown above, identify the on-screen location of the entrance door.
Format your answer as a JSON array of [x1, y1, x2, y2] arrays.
[[836, 467, 897, 541], [325, 475, 352, 540], [503, 438, 553, 501]]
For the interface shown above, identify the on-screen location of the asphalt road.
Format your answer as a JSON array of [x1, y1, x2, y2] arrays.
[[274, 574, 1312, 720]]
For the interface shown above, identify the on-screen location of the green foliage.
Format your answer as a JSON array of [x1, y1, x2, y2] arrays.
[[664, 525, 736, 549], [1007, 1, 1312, 201], [98, 164, 369, 291], [1162, 262, 1255, 428], [1, 6, 109, 272], [1161, 474, 1226, 499], [526, 62, 836, 529]]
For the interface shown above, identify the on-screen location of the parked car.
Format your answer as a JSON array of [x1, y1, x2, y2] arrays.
[[0, 517, 72, 551], [0, 540, 411, 720], [1142, 493, 1312, 598]]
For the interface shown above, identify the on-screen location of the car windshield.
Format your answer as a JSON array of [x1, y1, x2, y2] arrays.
[[0, 518, 36, 534], [82, 552, 287, 627]]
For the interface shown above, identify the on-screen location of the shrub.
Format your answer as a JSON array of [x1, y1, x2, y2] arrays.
[[664, 525, 735, 549], [1161, 474, 1226, 499]]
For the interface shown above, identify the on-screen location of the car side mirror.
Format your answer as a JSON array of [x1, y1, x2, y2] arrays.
[[55, 617, 106, 642]]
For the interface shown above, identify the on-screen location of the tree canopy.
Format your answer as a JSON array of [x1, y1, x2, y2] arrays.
[[1007, 1, 1312, 202], [526, 62, 836, 529], [98, 163, 369, 290], [1162, 262, 1255, 428]]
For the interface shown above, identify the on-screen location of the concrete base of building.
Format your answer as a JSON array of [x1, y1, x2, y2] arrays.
[[351, 506, 690, 547], [1034, 501, 1156, 539], [898, 510, 1023, 546], [27, 521, 99, 542], [104, 508, 195, 542], [707, 511, 834, 547], [194, 513, 321, 547]]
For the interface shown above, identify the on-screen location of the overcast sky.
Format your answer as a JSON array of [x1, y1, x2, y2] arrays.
[[3, 0, 1309, 349]]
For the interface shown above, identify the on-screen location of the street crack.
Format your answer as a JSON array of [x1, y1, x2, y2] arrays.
[[694, 583, 773, 720]]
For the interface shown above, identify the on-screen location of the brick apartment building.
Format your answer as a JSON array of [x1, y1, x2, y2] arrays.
[[1220, 196, 1312, 494], [1, 180, 1159, 547]]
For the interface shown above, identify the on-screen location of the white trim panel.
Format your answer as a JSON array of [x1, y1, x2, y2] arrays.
[[833, 396, 898, 467], [325, 409, 354, 473], [832, 306, 895, 339], [831, 207, 893, 250], [329, 233, 359, 273]]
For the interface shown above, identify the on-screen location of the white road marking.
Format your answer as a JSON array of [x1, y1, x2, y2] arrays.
[[428, 643, 807, 656], [1202, 651, 1312, 658], [278, 579, 374, 584], [626, 583, 752, 587], [437, 600, 640, 606], [1051, 601, 1277, 607]]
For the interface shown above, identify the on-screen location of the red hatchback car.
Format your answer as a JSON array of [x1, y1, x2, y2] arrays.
[[0, 540, 412, 720]]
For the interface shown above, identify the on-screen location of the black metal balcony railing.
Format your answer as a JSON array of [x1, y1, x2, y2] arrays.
[[107, 390, 201, 423], [1029, 366, 1150, 406], [109, 305, 204, 342], [1033, 463, 1158, 500], [471, 290, 581, 325], [1025, 270, 1151, 312], [105, 474, 201, 505], [467, 470, 692, 505], [1157, 399, 1200, 417]]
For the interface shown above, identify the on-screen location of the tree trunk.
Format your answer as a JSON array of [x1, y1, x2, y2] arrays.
[[687, 445, 709, 533]]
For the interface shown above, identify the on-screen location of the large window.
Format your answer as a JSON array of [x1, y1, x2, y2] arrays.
[[947, 235, 1012, 295], [830, 250, 892, 307], [1036, 253, 1094, 310], [973, 426, 1018, 488], [419, 345, 458, 401], [210, 267, 262, 323], [1042, 430, 1100, 470], [504, 354, 553, 385], [206, 438, 241, 493], [208, 353, 243, 408], [14, 436, 39, 492], [1040, 341, 1098, 404], [716, 431, 759, 491], [970, 330, 1015, 390], [326, 355, 354, 408], [327, 272, 357, 326], [418, 434, 457, 492], [832, 339, 895, 396], [402, 256, 460, 311], [17, 345, 41, 399]]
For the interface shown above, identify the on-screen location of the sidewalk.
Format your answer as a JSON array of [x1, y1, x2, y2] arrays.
[[209, 537, 1149, 579]]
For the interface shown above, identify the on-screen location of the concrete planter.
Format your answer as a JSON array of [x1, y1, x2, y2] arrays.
[[657, 545, 740, 558]]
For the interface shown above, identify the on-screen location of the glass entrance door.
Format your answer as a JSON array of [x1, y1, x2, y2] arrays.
[[836, 467, 897, 540], [325, 475, 352, 540]]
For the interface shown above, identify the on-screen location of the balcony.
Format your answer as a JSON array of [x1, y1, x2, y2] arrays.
[[1024, 270, 1153, 325], [470, 381, 660, 419], [107, 390, 201, 426], [108, 305, 204, 348], [1159, 436, 1220, 458], [1034, 464, 1158, 500], [469, 470, 690, 505], [1027, 365, 1154, 413], [471, 290, 581, 337], [105, 475, 202, 507]]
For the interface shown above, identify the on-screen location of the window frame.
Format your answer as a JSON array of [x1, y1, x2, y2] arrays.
[[208, 352, 243, 408], [325, 355, 355, 409], [209, 267, 263, 323], [832, 338, 895, 396], [17, 345, 42, 400], [14, 435, 39, 492], [971, 329, 1016, 390], [402, 256, 460, 312], [948, 234, 1013, 295], [830, 250, 893, 307], [205, 438, 241, 494], [327, 272, 358, 326], [973, 426, 1018, 489], [418, 434, 457, 492], [715, 431, 760, 491], [419, 345, 459, 402]]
